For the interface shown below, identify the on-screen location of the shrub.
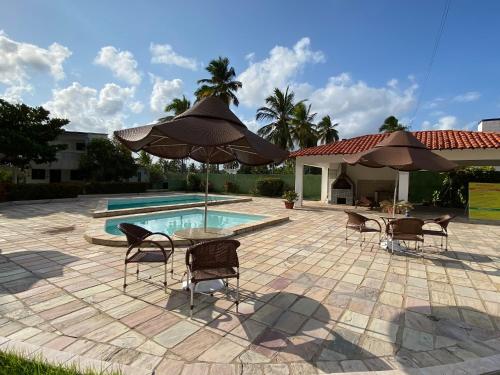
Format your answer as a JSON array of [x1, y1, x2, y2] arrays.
[[200, 180, 214, 192], [186, 173, 201, 191], [254, 177, 285, 197], [224, 181, 239, 194], [7, 183, 83, 201], [83, 182, 149, 194], [282, 190, 298, 202], [432, 167, 500, 208]]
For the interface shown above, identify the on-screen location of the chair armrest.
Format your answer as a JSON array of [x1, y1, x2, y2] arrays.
[[145, 232, 175, 253], [365, 218, 382, 232], [125, 240, 167, 260]]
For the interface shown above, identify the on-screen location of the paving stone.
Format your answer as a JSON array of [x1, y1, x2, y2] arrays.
[[402, 327, 434, 351], [171, 329, 222, 361], [273, 311, 307, 334], [154, 358, 184, 375], [153, 320, 199, 348], [198, 338, 245, 363]]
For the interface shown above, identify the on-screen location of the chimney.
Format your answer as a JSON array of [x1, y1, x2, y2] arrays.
[[478, 118, 500, 132]]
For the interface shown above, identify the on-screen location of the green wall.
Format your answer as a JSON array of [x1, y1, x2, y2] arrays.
[[166, 173, 321, 200]]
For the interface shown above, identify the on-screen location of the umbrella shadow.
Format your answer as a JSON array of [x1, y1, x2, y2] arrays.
[[0, 250, 80, 295]]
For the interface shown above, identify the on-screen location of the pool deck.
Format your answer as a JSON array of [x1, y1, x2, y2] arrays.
[[0, 197, 499, 374]]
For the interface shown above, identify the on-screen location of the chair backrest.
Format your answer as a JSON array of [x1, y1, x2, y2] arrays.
[[390, 218, 424, 236], [186, 239, 240, 271], [434, 214, 455, 230], [344, 210, 368, 226], [118, 223, 152, 246]]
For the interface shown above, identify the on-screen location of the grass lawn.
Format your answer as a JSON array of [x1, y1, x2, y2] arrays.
[[0, 351, 121, 375]]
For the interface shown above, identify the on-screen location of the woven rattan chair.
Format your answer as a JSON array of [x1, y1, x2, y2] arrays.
[[422, 214, 455, 251], [185, 239, 240, 318], [387, 218, 424, 254], [118, 223, 174, 292], [344, 210, 382, 248]]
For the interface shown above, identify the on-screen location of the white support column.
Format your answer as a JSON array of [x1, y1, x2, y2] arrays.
[[398, 171, 409, 201], [295, 160, 304, 207], [321, 166, 329, 203]]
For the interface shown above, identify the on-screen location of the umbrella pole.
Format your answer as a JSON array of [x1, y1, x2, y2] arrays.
[[204, 160, 209, 231], [392, 172, 399, 218]]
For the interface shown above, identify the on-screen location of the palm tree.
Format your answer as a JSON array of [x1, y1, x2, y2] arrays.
[[290, 102, 318, 149], [379, 116, 408, 133], [158, 96, 191, 122], [195, 57, 242, 106], [316, 115, 339, 144], [256, 87, 297, 150]]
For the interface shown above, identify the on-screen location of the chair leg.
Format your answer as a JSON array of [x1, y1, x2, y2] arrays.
[[445, 235, 448, 251], [136, 263, 139, 280], [190, 283, 194, 319], [171, 252, 174, 275], [123, 263, 128, 290], [236, 274, 240, 313], [345, 227, 348, 242], [164, 262, 167, 293]]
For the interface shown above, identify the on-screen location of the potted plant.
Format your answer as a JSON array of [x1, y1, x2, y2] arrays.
[[282, 190, 298, 209]]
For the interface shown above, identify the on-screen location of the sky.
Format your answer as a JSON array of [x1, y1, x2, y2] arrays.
[[1, 0, 500, 140]]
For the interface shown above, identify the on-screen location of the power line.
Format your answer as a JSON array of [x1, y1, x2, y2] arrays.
[[409, 0, 452, 126]]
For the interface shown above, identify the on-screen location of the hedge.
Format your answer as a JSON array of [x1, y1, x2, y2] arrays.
[[0, 182, 150, 202], [4, 183, 82, 201], [254, 178, 285, 197], [83, 182, 149, 194]]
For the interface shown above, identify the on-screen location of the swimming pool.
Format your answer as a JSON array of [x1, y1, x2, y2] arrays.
[[93, 194, 252, 218], [107, 194, 228, 210], [104, 208, 267, 236]]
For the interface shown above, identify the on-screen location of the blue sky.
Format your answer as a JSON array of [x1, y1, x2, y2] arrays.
[[1, 0, 500, 139]]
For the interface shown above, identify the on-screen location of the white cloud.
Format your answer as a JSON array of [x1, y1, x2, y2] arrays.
[[149, 75, 184, 112], [306, 74, 417, 138], [387, 78, 398, 88], [44, 82, 139, 133], [238, 37, 325, 107], [129, 101, 144, 114], [452, 91, 480, 103], [94, 46, 141, 85], [422, 115, 457, 130], [150, 43, 198, 70], [0, 30, 71, 102]]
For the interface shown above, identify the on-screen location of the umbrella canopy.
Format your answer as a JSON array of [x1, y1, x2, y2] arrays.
[[343, 130, 457, 171], [114, 96, 288, 231], [114, 96, 288, 165]]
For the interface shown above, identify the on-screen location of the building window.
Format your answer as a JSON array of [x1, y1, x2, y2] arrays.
[[76, 142, 86, 151], [70, 170, 84, 181], [31, 169, 46, 180]]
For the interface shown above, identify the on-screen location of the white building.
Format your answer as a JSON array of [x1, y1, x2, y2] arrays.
[[478, 118, 500, 132], [26, 131, 108, 183], [291, 130, 500, 207]]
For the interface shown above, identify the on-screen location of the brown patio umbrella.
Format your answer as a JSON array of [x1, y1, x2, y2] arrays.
[[114, 96, 288, 229], [343, 130, 457, 215]]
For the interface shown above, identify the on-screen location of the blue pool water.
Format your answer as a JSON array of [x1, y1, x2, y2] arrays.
[[105, 209, 266, 236], [107, 194, 229, 210]]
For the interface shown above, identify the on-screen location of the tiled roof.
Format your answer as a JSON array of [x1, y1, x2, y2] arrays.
[[290, 130, 500, 157]]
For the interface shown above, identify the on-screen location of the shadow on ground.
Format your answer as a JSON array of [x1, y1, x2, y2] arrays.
[[0, 250, 80, 295]]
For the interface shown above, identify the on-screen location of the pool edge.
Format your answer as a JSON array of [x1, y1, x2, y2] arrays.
[[85, 209, 290, 247]]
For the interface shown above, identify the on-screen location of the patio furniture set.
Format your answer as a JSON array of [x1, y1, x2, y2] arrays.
[[118, 222, 240, 318], [344, 210, 455, 254]]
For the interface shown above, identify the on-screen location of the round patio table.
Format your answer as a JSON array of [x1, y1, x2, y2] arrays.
[[174, 227, 234, 293]]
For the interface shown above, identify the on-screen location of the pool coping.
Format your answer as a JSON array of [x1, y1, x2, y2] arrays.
[[92, 193, 252, 218], [84, 206, 290, 247]]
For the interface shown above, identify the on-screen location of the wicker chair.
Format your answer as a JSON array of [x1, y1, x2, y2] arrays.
[[118, 223, 174, 292], [185, 239, 240, 318], [422, 214, 455, 251], [387, 218, 424, 254], [344, 210, 382, 248]]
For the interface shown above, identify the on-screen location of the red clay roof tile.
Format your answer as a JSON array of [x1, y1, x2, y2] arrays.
[[290, 130, 500, 157]]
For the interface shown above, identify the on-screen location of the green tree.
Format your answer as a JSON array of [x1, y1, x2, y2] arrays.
[[158, 95, 191, 123], [0, 99, 68, 182], [137, 150, 152, 168], [316, 115, 339, 144], [195, 57, 242, 106], [290, 102, 318, 149], [80, 138, 137, 181], [256, 87, 297, 150], [379, 116, 408, 133]]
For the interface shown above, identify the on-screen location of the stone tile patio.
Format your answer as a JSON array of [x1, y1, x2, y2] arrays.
[[0, 196, 499, 374]]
